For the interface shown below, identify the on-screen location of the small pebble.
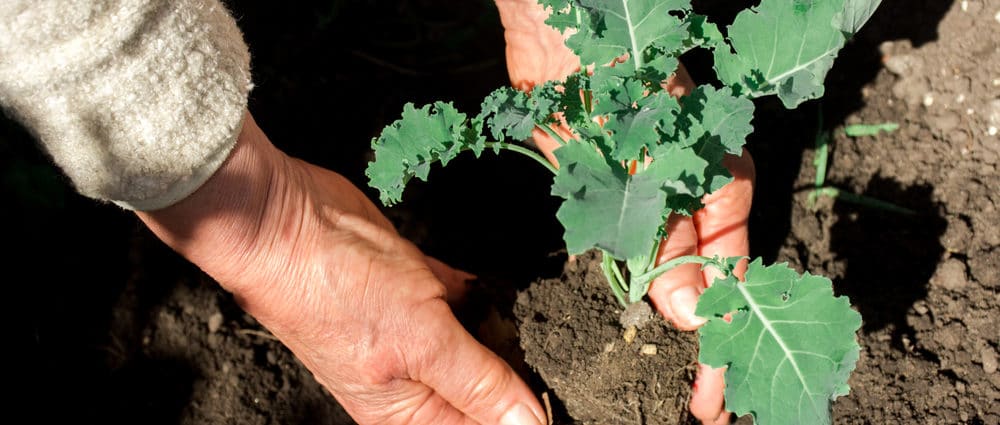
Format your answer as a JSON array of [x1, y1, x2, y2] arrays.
[[623, 326, 638, 345], [640, 344, 658, 356], [923, 94, 935, 107], [266, 350, 278, 365], [989, 126, 998, 136], [961, 0, 968, 12], [983, 347, 998, 374], [995, 10, 1000, 24], [604, 342, 616, 353], [208, 312, 224, 333]]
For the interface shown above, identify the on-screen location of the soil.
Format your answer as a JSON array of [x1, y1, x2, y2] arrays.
[[2, 0, 999, 424]]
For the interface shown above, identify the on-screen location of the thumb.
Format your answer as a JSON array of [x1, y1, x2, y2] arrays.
[[414, 301, 546, 425], [424, 255, 476, 303]]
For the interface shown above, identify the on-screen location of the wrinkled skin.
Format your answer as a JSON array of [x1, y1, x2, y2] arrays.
[[495, 1, 757, 423], [138, 114, 547, 425]]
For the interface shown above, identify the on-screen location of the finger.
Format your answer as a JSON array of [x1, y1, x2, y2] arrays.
[[647, 214, 706, 330], [662, 62, 695, 97], [693, 150, 755, 284], [424, 255, 475, 304], [690, 364, 729, 425], [415, 300, 546, 425], [495, 0, 580, 91]]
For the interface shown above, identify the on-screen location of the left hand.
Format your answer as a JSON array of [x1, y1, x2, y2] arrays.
[[494, 1, 755, 424]]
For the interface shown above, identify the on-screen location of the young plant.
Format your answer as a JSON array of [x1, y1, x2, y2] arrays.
[[367, 0, 876, 423]]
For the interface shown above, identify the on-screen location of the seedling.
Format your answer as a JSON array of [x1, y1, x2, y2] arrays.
[[844, 122, 900, 137], [367, 0, 874, 423], [809, 113, 914, 214]]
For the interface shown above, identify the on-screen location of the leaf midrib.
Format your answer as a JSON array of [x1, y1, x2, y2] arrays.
[[735, 280, 821, 414]]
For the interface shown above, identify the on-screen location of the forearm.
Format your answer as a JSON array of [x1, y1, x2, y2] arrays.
[[136, 112, 395, 301]]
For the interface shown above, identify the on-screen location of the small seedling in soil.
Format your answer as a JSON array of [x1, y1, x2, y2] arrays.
[[809, 111, 915, 215], [844, 122, 900, 137], [367, 0, 876, 423]]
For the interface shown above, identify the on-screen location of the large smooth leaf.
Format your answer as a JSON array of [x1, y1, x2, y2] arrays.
[[838, 0, 882, 34], [714, 0, 849, 108], [696, 260, 862, 425], [546, 0, 691, 70]]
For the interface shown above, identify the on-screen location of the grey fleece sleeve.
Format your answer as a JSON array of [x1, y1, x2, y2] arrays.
[[0, 0, 252, 211]]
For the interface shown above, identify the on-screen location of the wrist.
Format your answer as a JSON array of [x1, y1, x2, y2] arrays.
[[136, 111, 287, 290]]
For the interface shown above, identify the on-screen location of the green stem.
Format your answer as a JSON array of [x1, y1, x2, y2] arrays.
[[627, 255, 734, 304], [601, 250, 629, 307], [537, 123, 569, 146], [483, 142, 557, 175], [810, 186, 916, 215]]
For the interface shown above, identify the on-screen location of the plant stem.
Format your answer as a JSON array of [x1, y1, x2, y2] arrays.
[[627, 255, 734, 304], [809, 186, 917, 215], [600, 250, 629, 307], [483, 142, 558, 175], [537, 123, 569, 146]]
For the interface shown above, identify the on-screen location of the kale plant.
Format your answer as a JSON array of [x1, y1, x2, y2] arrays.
[[366, 0, 877, 423]]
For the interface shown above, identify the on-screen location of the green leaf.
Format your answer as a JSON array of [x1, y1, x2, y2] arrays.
[[683, 13, 725, 50], [367, 102, 481, 205], [477, 86, 560, 142], [843, 122, 899, 137], [560, 0, 691, 70], [696, 260, 862, 425], [551, 142, 676, 259], [837, 0, 882, 35], [715, 0, 850, 108], [677, 85, 755, 155]]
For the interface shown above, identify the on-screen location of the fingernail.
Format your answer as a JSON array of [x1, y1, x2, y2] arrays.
[[672, 286, 706, 328], [501, 403, 544, 425]]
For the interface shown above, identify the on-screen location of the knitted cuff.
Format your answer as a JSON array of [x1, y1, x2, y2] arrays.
[[0, 0, 252, 210]]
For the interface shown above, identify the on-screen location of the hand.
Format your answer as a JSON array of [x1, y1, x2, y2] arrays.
[[137, 113, 546, 425], [495, 1, 756, 424]]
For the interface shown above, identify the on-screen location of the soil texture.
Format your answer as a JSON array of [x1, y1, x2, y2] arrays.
[[2, 0, 999, 424]]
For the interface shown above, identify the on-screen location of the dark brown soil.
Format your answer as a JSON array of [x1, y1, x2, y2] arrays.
[[515, 251, 698, 424], [3, 0, 999, 424]]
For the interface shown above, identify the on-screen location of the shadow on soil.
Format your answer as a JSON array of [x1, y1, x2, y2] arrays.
[[737, 0, 954, 265], [828, 176, 947, 341]]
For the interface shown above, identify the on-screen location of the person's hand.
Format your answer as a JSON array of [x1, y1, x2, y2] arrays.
[[137, 113, 546, 425], [495, 1, 756, 424]]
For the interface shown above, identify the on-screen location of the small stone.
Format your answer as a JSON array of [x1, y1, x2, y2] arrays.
[[266, 350, 278, 365], [913, 302, 929, 315], [955, 381, 966, 394], [983, 347, 998, 374], [989, 126, 998, 136], [623, 326, 638, 345], [883, 54, 920, 76], [923, 94, 935, 107], [208, 312, 224, 333], [640, 344, 658, 356], [619, 302, 654, 329], [995, 9, 1000, 24], [604, 342, 616, 353], [930, 259, 968, 291], [961, 0, 968, 12]]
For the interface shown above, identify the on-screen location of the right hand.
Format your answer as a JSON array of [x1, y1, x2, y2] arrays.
[[137, 113, 546, 425], [495, 1, 755, 424]]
